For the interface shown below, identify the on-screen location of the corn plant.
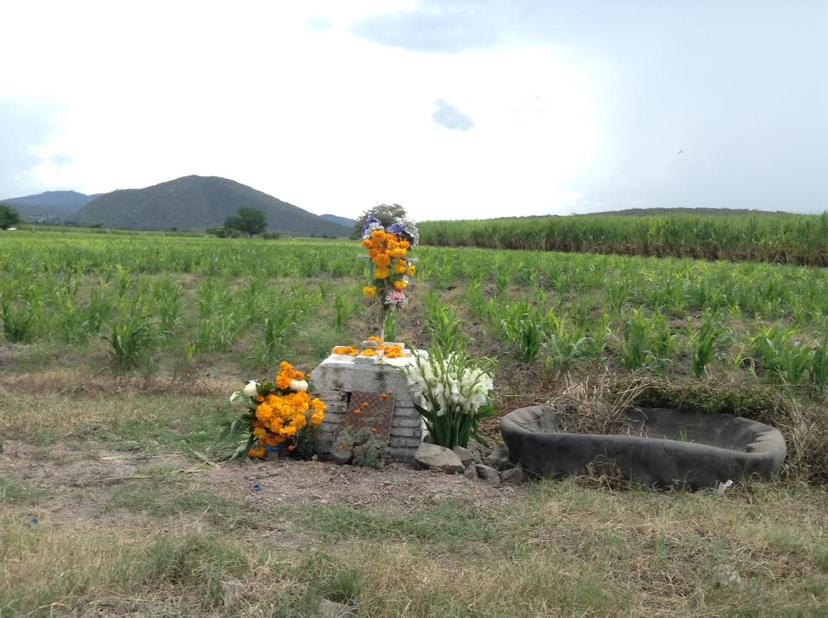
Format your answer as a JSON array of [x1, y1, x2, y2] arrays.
[[500, 302, 544, 362], [689, 314, 723, 378], [465, 278, 487, 318], [333, 291, 359, 331], [621, 309, 652, 370], [543, 311, 592, 372], [105, 308, 155, 372], [809, 334, 828, 388], [198, 311, 242, 353], [1, 299, 37, 343], [256, 308, 298, 365], [650, 312, 678, 375], [751, 325, 813, 384], [153, 277, 183, 335], [425, 297, 467, 354]]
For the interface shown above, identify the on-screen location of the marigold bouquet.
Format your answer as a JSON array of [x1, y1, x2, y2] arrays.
[[360, 213, 418, 337], [399, 347, 495, 449], [229, 361, 326, 460]]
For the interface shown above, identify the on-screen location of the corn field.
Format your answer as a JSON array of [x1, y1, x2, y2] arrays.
[[419, 212, 828, 265], [1, 229, 827, 389]]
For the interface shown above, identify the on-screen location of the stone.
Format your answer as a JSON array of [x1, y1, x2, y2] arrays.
[[452, 446, 474, 468], [313, 353, 423, 462], [475, 463, 501, 485], [501, 465, 526, 486], [329, 440, 353, 465], [414, 443, 465, 473], [316, 599, 357, 617], [463, 462, 478, 480], [485, 444, 512, 470], [466, 440, 488, 463]]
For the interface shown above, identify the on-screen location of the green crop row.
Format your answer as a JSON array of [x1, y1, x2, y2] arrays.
[[419, 212, 828, 265], [2, 231, 828, 383]]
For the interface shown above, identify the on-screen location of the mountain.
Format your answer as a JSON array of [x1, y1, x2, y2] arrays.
[[72, 176, 351, 236], [1, 190, 97, 219], [320, 214, 356, 228]]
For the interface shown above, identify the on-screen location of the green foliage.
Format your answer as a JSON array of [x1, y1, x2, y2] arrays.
[[354, 203, 407, 237], [105, 307, 156, 372], [420, 211, 828, 266], [425, 296, 467, 354], [621, 309, 652, 370], [543, 311, 592, 372], [689, 313, 723, 378], [0, 204, 21, 229], [224, 207, 267, 237], [1, 299, 38, 342], [205, 226, 240, 238], [500, 302, 544, 362]]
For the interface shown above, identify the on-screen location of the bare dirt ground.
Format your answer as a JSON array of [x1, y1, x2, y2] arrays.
[[1, 438, 518, 527]]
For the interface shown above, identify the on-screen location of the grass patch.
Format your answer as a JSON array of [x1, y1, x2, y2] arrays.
[[0, 475, 47, 505], [0, 480, 827, 615], [0, 392, 235, 455], [0, 519, 249, 615], [104, 467, 255, 530], [287, 499, 496, 551]]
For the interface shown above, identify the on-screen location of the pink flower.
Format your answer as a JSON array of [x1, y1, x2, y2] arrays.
[[385, 289, 408, 307]]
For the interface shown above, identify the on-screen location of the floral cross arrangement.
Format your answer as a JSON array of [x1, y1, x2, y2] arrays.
[[229, 360, 326, 460], [359, 208, 419, 338]]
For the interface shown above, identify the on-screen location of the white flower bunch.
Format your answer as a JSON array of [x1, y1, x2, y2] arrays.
[[402, 350, 493, 416]]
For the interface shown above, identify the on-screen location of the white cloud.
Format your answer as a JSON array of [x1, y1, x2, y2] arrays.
[[2, 1, 822, 216]]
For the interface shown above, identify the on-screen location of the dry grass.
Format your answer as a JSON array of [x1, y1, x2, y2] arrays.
[[1, 475, 826, 616], [543, 371, 656, 436]]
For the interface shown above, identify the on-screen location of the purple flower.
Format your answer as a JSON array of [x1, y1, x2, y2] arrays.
[[361, 217, 383, 239]]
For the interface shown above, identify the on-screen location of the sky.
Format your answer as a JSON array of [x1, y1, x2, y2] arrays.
[[1, 0, 826, 220]]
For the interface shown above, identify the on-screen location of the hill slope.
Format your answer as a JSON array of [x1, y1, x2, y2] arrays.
[[320, 214, 356, 228], [72, 176, 350, 236], [1, 191, 97, 218]]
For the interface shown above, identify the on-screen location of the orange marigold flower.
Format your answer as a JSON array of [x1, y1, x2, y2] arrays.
[[383, 344, 407, 358], [362, 286, 377, 299], [375, 268, 390, 280], [368, 335, 383, 343], [373, 253, 391, 268], [393, 279, 408, 291], [360, 348, 378, 357], [248, 446, 266, 459], [333, 346, 359, 356]]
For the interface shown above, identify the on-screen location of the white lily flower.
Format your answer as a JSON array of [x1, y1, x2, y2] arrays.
[[290, 379, 309, 392], [243, 380, 258, 397]]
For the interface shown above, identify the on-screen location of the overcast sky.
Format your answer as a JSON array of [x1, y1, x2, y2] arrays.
[[1, 0, 826, 220]]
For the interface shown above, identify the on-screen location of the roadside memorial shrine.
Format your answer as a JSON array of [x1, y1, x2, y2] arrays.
[[312, 208, 423, 462]]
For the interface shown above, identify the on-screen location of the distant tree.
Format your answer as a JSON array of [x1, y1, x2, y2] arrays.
[[353, 203, 407, 238], [0, 204, 21, 229], [225, 207, 267, 237]]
